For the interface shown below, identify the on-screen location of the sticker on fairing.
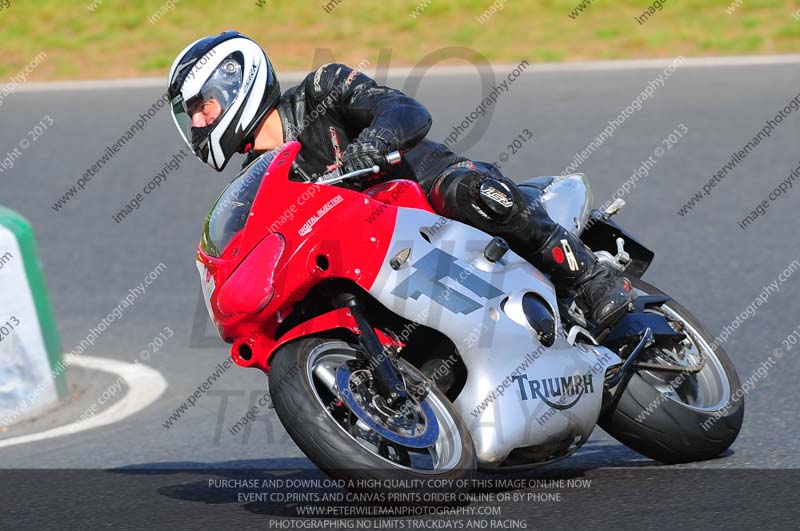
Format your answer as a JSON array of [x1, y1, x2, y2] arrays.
[[298, 195, 343, 236]]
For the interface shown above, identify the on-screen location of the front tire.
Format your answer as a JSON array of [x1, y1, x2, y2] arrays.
[[269, 337, 476, 492], [599, 276, 744, 464]]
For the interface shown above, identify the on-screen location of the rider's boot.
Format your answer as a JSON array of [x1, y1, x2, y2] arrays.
[[530, 226, 633, 329]]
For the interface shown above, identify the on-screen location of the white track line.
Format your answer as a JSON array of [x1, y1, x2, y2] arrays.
[[0, 356, 167, 449], [7, 54, 800, 93]]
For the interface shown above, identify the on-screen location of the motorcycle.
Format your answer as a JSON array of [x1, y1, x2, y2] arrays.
[[195, 140, 742, 488]]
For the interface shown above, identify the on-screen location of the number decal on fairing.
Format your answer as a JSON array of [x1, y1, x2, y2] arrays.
[[391, 248, 503, 314]]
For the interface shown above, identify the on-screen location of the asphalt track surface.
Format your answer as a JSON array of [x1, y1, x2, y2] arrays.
[[2, 60, 800, 529]]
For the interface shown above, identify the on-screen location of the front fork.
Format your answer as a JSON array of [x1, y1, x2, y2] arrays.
[[335, 294, 409, 405]]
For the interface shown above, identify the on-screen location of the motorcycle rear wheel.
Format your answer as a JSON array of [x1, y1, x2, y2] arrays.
[[598, 276, 744, 463]]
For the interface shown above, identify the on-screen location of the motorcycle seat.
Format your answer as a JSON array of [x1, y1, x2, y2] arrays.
[[518, 176, 555, 191], [517, 176, 554, 207]]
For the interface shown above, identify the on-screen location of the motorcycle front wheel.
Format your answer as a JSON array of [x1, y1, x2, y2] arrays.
[[268, 337, 476, 493], [599, 276, 744, 463]]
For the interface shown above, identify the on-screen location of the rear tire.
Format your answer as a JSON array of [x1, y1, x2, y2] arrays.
[[598, 277, 744, 464], [269, 337, 477, 494]]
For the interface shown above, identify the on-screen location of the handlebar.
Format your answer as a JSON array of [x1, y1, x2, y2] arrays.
[[314, 151, 402, 186]]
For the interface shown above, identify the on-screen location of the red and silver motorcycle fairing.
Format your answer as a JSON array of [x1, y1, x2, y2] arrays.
[[196, 139, 743, 478], [196, 140, 621, 468]]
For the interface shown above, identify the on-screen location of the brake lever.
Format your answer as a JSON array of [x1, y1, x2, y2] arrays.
[[315, 165, 380, 186], [314, 151, 402, 186]]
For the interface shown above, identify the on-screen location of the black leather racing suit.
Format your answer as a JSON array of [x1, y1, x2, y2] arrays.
[[243, 63, 632, 327]]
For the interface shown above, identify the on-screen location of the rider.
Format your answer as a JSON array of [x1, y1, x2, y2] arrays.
[[168, 31, 632, 329]]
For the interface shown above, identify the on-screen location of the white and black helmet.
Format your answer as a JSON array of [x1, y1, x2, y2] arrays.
[[168, 31, 281, 171]]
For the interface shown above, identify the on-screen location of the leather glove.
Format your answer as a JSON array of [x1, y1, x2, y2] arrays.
[[341, 127, 400, 174]]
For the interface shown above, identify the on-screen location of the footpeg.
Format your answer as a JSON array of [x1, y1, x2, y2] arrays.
[[603, 198, 626, 217]]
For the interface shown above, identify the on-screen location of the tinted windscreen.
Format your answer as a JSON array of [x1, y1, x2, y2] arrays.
[[201, 150, 279, 257]]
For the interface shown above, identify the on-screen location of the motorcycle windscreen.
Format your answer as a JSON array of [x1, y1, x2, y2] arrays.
[[201, 148, 281, 258]]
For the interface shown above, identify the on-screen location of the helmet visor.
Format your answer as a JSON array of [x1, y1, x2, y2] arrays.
[[170, 54, 244, 155]]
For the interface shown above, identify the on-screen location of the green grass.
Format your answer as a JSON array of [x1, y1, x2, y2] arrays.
[[1, 0, 799, 80]]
